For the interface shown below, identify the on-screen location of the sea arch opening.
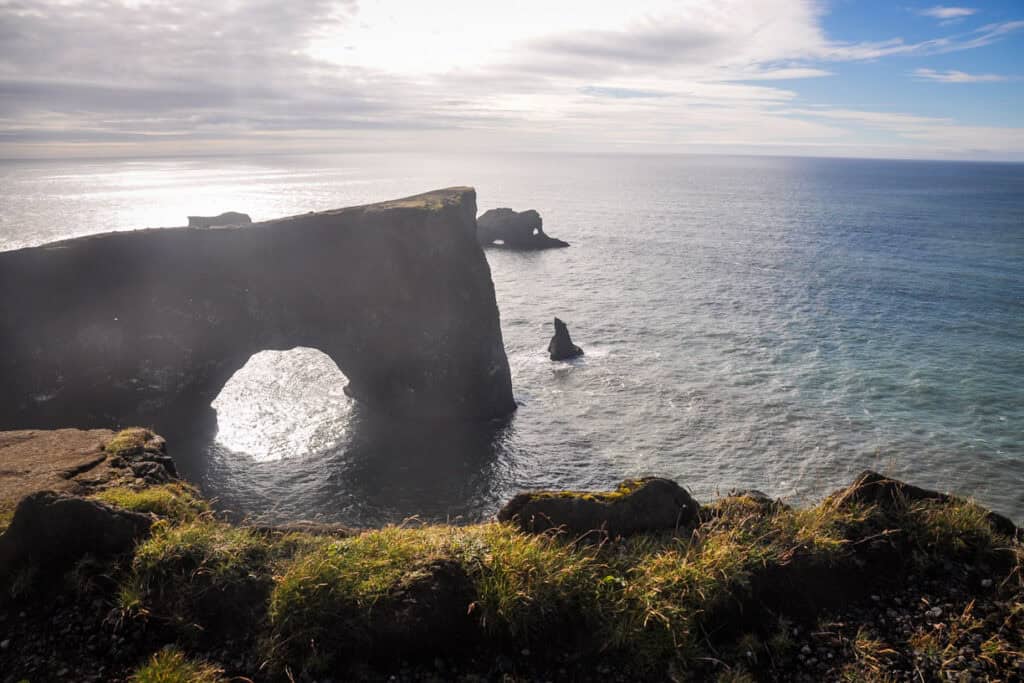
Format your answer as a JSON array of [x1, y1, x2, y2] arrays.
[[211, 347, 353, 462]]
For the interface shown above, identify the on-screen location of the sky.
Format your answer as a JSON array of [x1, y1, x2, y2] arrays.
[[1, 0, 1023, 160]]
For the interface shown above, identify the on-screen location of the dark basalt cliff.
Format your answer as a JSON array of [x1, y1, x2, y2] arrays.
[[0, 187, 516, 429]]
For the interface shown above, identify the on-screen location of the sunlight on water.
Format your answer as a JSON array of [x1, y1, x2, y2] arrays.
[[2, 153, 1022, 525], [211, 348, 353, 462]]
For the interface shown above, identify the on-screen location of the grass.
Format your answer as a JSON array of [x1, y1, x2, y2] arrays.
[[902, 498, 1003, 559], [0, 506, 13, 535], [131, 647, 224, 683], [111, 481, 1021, 678], [117, 496, 878, 672], [851, 627, 898, 675], [92, 482, 209, 522], [122, 518, 286, 637], [104, 427, 154, 457]]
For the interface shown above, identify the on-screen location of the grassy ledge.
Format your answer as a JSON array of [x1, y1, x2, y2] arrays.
[[92, 482, 209, 522], [103, 428, 157, 458], [113, 488, 1021, 679], [3, 467, 1021, 681]]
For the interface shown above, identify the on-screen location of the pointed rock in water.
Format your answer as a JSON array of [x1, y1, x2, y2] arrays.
[[548, 317, 584, 361]]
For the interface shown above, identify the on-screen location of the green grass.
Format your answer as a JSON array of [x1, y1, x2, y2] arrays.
[[902, 498, 1004, 559], [264, 499, 871, 671], [104, 427, 154, 457], [131, 647, 224, 683], [114, 482, 1020, 678], [92, 482, 209, 522], [122, 518, 284, 635], [526, 477, 649, 502]]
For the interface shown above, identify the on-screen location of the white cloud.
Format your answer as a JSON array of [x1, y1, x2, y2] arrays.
[[0, 0, 1021, 160], [913, 68, 1009, 82], [919, 6, 977, 21]]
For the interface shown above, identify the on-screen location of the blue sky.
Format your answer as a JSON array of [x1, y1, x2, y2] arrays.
[[808, 1, 1023, 125], [0, 0, 1022, 159]]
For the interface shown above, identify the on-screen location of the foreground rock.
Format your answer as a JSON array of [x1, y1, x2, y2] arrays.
[[187, 211, 252, 228], [498, 477, 700, 536], [830, 469, 1019, 538], [0, 188, 515, 429], [0, 491, 152, 586], [548, 317, 584, 360], [0, 428, 178, 589], [1, 453, 1021, 682], [477, 208, 569, 249], [0, 428, 173, 524]]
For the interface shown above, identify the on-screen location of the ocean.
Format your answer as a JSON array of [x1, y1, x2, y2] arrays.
[[1, 153, 1022, 526]]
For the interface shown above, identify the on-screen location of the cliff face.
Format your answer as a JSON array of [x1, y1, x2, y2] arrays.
[[0, 187, 516, 429]]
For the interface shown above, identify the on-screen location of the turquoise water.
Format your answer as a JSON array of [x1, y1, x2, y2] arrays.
[[1, 153, 1022, 524]]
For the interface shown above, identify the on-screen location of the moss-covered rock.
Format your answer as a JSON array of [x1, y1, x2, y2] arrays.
[[497, 476, 700, 537]]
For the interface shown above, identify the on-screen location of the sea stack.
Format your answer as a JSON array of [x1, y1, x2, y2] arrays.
[[548, 317, 584, 361], [477, 208, 569, 249], [187, 211, 252, 228]]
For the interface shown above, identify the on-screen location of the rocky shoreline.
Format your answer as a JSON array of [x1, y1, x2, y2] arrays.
[[1, 429, 1022, 682]]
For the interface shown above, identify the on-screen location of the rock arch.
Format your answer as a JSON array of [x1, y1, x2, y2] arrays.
[[0, 188, 516, 430]]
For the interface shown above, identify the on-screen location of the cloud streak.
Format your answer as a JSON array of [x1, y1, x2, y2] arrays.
[[919, 6, 977, 21], [913, 68, 1009, 83]]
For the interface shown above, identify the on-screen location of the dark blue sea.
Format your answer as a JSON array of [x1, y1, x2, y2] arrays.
[[2, 153, 1022, 525]]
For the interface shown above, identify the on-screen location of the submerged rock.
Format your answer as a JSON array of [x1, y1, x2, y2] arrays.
[[0, 187, 516, 428], [477, 208, 569, 249], [497, 477, 700, 536], [548, 317, 584, 361], [187, 211, 252, 228]]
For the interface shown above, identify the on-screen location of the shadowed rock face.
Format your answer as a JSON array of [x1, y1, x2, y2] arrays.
[[0, 187, 516, 429], [0, 491, 153, 585]]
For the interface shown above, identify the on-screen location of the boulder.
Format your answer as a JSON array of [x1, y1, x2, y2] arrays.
[[498, 477, 700, 537], [828, 470, 1018, 539], [0, 491, 152, 584], [827, 470, 950, 510], [477, 208, 569, 249], [0, 188, 516, 428], [548, 317, 584, 361], [187, 211, 252, 228]]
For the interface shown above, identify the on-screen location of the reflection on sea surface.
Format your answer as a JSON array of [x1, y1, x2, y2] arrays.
[[166, 347, 517, 526], [171, 408, 516, 528]]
